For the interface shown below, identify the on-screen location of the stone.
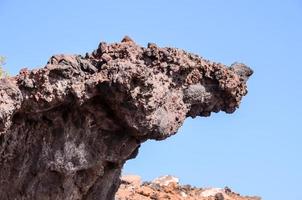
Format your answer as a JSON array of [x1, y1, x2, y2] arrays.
[[121, 175, 142, 186], [151, 175, 179, 187], [0, 37, 252, 200], [116, 175, 261, 200]]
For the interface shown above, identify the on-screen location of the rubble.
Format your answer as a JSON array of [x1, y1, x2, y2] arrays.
[[116, 175, 261, 200]]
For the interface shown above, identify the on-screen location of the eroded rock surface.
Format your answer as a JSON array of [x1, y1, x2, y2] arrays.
[[0, 37, 252, 200]]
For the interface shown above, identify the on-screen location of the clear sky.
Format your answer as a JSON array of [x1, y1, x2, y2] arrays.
[[1, 1, 301, 199]]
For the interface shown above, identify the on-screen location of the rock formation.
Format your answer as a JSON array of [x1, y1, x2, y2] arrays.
[[0, 37, 253, 200], [116, 175, 261, 200]]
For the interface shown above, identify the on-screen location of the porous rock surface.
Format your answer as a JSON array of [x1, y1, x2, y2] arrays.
[[0, 37, 252, 200]]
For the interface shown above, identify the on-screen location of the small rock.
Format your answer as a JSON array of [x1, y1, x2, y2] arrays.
[[215, 193, 225, 200], [121, 175, 142, 186], [152, 175, 179, 187], [200, 188, 224, 197], [121, 36, 134, 43], [147, 42, 157, 48]]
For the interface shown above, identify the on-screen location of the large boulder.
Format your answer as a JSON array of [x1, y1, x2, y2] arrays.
[[0, 37, 252, 200]]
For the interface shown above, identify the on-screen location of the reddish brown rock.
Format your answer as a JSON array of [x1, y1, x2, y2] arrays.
[[0, 37, 252, 200], [116, 175, 261, 200]]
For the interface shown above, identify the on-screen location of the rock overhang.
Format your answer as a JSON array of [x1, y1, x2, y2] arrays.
[[0, 36, 252, 200]]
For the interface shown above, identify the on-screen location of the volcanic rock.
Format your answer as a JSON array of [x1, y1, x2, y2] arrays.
[[0, 36, 252, 200]]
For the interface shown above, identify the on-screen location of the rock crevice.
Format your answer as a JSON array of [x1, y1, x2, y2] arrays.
[[0, 37, 252, 200]]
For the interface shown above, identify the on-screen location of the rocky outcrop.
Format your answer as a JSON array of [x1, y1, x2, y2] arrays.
[[0, 37, 252, 200], [116, 175, 261, 200]]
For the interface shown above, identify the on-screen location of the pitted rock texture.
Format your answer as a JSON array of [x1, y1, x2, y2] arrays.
[[116, 175, 261, 200], [0, 37, 252, 200]]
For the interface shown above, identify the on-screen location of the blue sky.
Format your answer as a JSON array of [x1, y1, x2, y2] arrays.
[[1, 1, 302, 199]]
